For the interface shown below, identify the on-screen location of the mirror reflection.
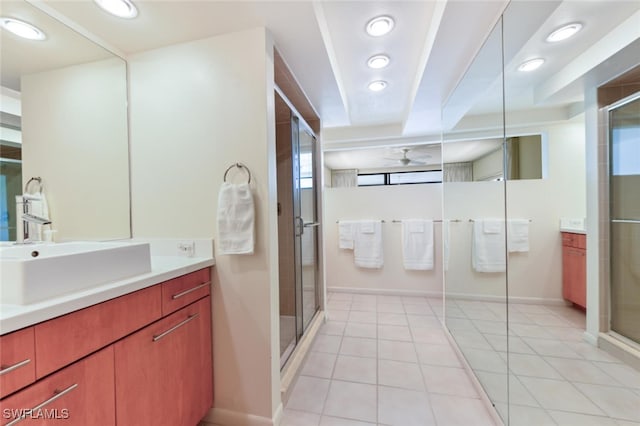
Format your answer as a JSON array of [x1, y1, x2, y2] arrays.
[[0, 0, 130, 242]]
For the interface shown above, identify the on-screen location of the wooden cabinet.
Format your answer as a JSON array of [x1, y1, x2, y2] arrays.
[[115, 296, 213, 426], [562, 232, 586, 309], [0, 268, 212, 426], [0, 328, 36, 399], [34, 285, 162, 378], [0, 347, 115, 426]]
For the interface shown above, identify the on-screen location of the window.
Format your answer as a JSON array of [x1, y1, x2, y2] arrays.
[[357, 173, 385, 186], [389, 170, 443, 184], [357, 170, 442, 186]]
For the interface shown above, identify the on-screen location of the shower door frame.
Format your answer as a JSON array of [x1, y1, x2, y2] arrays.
[[605, 90, 640, 347]]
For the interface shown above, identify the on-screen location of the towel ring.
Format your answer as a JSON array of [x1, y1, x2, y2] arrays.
[[25, 177, 43, 194], [223, 163, 251, 184]]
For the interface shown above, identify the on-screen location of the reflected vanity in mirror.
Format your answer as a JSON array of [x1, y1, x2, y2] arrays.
[[0, 0, 130, 242]]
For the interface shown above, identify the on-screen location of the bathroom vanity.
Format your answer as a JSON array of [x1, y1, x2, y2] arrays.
[[0, 253, 213, 426], [561, 231, 587, 309]]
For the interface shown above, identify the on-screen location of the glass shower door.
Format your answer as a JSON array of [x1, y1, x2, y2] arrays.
[[292, 117, 319, 337], [609, 92, 640, 344]]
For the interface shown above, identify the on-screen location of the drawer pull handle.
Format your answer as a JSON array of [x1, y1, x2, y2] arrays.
[[6, 383, 78, 426], [153, 313, 199, 342], [171, 282, 210, 300], [0, 359, 31, 376]]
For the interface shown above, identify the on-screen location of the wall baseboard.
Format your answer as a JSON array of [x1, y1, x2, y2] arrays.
[[201, 404, 282, 426], [598, 332, 640, 372], [328, 286, 566, 306], [328, 286, 443, 298]]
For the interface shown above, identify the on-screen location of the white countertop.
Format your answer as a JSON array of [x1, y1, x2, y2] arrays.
[[0, 240, 215, 335], [560, 227, 586, 234]]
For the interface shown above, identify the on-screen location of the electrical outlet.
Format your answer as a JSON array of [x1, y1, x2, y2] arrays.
[[177, 241, 196, 257]]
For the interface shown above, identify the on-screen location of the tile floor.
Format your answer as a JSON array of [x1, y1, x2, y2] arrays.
[[282, 292, 497, 426], [447, 298, 640, 426], [283, 292, 640, 426]]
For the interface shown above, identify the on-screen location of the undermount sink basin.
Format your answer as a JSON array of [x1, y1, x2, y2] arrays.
[[0, 241, 151, 305]]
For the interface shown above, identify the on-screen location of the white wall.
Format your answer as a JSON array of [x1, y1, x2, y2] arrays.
[[444, 119, 587, 302], [21, 57, 129, 241], [128, 28, 281, 424], [324, 184, 443, 296]]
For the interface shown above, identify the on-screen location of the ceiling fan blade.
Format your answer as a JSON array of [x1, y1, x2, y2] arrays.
[[409, 159, 427, 165]]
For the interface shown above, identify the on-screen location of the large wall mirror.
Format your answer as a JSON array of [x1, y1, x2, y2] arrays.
[[0, 0, 130, 242], [443, 1, 639, 424]]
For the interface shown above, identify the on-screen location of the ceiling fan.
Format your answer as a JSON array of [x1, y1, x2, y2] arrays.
[[385, 148, 430, 166]]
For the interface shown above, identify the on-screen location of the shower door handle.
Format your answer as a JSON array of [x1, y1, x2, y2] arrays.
[[295, 216, 304, 236]]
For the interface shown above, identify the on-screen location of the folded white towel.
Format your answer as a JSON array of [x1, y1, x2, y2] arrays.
[[508, 219, 529, 252], [443, 220, 450, 271], [301, 229, 315, 266], [354, 220, 383, 268], [338, 220, 357, 249], [402, 219, 434, 270], [483, 219, 502, 234], [472, 219, 506, 272], [217, 182, 255, 255], [25, 192, 50, 241]]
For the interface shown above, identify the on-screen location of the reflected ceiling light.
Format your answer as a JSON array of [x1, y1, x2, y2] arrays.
[[546, 23, 583, 42], [368, 80, 387, 92], [94, 0, 138, 18], [367, 54, 390, 69], [366, 15, 394, 37], [517, 58, 545, 72], [0, 18, 46, 40]]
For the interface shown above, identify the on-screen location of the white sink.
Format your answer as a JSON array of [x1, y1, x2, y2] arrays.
[[0, 241, 151, 305]]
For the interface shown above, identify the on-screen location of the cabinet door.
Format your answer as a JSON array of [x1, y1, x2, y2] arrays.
[[114, 296, 213, 426], [0, 328, 36, 398], [0, 347, 115, 426], [562, 246, 587, 309], [572, 248, 587, 308], [562, 244, 573, 301]]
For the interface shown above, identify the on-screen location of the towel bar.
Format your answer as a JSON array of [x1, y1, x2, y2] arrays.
[[223, 163, 251, 184], [25, 177, 43, 193]]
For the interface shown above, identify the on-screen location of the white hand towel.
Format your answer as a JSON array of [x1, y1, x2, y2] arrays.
[[472, 219, 506, 272], [354, 220, 383, 268], [301, 229, 315, 266], [26, 192, 50, 241], [217, 182, 255, 255], [338, 220, 356, 249], [508, 219, 530, 252], [402, 219, 434, 270], [483, 218, 502, 234], [443, 220, 450, 271]]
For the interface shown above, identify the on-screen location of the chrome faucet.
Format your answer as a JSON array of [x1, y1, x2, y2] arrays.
[[15, 195, 52, 244]]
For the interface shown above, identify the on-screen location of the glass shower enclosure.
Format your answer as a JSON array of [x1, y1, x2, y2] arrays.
[[608, 93, 640, 345], [276, 91, 320, 367]]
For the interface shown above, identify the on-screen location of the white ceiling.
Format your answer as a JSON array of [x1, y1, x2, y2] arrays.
[[2, 0, 639, 169]]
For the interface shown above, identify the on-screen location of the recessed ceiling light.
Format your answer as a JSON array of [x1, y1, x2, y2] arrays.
[[368, 80, 387, 92], [366, 16, 394, 37], [367, 54, 390, 69], [546, 23, 583, 42], [0, 17, 46, 40], [517, 58, 545, 72], [94, 0, 138, 19]]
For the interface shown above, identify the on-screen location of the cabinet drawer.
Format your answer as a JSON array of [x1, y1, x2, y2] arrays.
[[0, 328, 36, 399], [161, 269, 211, 316], [34, 285, 161, 378], [561, 232, 586, 249], [0, 347, 115, 426]]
